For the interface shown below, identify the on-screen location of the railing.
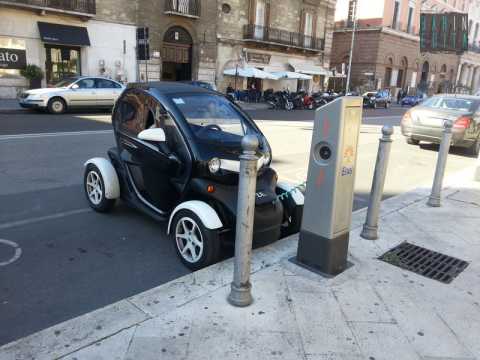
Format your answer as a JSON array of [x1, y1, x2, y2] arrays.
[[164, 0, 200, 17], [0, 0, 96, 14], [334, 21, 417, 35], [243, 24, 324, 51]]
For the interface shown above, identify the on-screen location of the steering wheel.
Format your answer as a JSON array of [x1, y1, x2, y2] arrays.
[[202, 124, 222, 132]]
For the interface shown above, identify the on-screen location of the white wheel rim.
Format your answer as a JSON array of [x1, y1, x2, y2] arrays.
[[52, 101, 63, 112], [175, 217, 204, 263], [86, 171, 103, 205]]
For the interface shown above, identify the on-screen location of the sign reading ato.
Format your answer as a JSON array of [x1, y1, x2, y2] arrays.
[[0, 48, 27, 70]]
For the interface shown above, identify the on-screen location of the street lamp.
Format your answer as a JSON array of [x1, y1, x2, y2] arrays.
[[346, 0, 358, 93]]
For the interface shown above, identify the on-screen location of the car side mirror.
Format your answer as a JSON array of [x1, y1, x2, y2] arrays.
[[138, 128, 166, 142], [71, 84, 79, 90]]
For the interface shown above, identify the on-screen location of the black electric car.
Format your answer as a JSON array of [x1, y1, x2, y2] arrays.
[[84, 82, 304, 270]]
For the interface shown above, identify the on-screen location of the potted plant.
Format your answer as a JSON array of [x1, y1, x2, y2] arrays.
[[20, 64, 44, 89]]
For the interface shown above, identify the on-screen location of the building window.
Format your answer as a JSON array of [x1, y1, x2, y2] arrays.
[[407, 6, 414, 33], [254, 0, 266, 39], [392, 0, 400, 30], [304, 12, 314, 48], [221, 3, 231, 13], [45, 45, 81, 84]]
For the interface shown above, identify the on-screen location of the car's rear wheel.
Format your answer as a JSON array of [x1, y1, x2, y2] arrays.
[[468, 139, 480, 156], [48, 97, 66, 114], [172, 210, 221, 271], [84, 164, 116, 212], [406, 138, 420, 145]]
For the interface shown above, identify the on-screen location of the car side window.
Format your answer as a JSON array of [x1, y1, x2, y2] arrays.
[[117, 91, 145, 136], [76, 79, 96, 89], [97, 79, 121, 89]]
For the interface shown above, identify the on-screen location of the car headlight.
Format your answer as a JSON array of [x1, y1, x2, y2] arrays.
[[208, 158, 221, 174]]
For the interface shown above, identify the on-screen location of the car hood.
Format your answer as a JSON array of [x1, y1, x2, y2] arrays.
[[24, 88, 67, 95]]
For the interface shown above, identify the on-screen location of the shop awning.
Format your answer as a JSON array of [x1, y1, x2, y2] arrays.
[[290, 62, 332, 76], [271, 71, 313, 80], [38, 22, 90, 47], [223, 67, 279, 80]]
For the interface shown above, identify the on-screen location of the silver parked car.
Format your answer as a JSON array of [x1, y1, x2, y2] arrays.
[[19, 76, 125, 114], [401, 94, 480, 156]]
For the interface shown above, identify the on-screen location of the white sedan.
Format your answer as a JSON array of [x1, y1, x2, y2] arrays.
[[18, 76, 125, 114]]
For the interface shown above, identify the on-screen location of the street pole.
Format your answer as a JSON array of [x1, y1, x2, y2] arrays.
[[228, 135, 259, 307], [361, 125, 394, 240], [346, 0, 358, 94], [427, 120, 453, 207]]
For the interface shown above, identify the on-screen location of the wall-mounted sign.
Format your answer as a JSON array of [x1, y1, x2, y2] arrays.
[[0, 48, 27, 70], [246, 52, 271, 64], [420, 12, 468, 54]]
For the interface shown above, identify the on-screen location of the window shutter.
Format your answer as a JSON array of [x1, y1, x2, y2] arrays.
[[312, 12, 318, 38], [265, 0, 271, 28], [249, 0, 257, 24], [300, 9, 306, 34]]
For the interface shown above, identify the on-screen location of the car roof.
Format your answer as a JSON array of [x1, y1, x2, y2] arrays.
[[127, 81, 213, 94], [432, 94, 480, 100]]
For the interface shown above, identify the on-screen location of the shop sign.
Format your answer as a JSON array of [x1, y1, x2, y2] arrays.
[[246, 52, 271, 64], [0, 48, 27, 70], [420, 12, 468, 54]]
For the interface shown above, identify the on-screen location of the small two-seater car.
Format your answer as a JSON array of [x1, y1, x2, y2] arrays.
[[83, 82, 304, 270]]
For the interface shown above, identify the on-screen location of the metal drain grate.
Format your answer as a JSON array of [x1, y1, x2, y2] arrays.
[[379, 242, 469, 284]]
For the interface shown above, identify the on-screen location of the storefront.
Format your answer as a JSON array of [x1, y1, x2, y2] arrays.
[[0, 7, 137, 99]]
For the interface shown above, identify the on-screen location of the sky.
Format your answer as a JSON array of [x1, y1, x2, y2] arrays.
[[335, 0, 385, 21]]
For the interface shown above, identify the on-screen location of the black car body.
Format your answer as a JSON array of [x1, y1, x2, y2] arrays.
[[83, 82, 303, 270], [363, 90, 391, 109]]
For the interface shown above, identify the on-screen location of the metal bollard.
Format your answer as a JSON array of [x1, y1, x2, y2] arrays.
[[427, 120, 453, 207], [361, 125, 394, 240], [228, 134, 259, 307]]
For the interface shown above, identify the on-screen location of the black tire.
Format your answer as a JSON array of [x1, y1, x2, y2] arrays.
[[277, 189, 303, 238], [84, 164, 116, 212], [467, 139, 480, 156], [171, 209, 221, 271], [48, 97, 67, 114], [406, 138, 420, 145]]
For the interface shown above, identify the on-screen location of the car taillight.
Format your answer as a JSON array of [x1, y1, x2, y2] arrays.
[[401, 111, 412, 126], [453, 116, 472, 129]]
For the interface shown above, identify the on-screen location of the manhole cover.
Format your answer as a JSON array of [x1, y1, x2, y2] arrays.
[[379, 242, 469, 284]]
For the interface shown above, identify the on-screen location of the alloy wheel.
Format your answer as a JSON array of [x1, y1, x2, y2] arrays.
[[51, 100, 64, 113], [175, 217, 204, 263], [86, 171, 103, 205]]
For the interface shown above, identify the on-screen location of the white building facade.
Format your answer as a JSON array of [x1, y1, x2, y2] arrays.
[[0, 1, 137, 99]]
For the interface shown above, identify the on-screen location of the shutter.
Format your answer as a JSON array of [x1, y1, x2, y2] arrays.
[[249, 0, 257, 24], [265, 0, 271, 28], [312, 12, 318, 38], [300, 9, 306, 34]]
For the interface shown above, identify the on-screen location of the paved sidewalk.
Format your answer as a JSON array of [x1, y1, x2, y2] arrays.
[[1, 169, 479, 360]]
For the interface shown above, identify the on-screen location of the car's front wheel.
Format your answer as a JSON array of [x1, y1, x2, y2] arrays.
[[48, 97, 66, 114], [172, 210, 221, 271]]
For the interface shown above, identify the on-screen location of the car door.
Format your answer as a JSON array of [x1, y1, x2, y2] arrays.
[[115, 90, 182, 213], [66, 78, 98, 107], [96, 79, 123, 107]]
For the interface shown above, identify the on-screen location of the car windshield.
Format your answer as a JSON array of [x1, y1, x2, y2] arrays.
[[171, 94, 252, 142], [422, 97, 479, 112], [54, 78, 78, 88]]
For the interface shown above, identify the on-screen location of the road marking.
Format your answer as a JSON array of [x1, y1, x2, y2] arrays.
[[0, 239, 22, 266], [0, 208, 91, 230], [0, 130, 112, 141]]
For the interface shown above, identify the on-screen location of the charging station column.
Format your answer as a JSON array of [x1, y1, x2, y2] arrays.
[[296, 97, 363, 276]]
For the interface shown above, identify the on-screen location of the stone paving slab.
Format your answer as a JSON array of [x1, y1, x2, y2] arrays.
[[1, 168, 479, 360]]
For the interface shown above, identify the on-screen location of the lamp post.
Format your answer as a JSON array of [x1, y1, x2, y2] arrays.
[[346, 0, 358, 94]]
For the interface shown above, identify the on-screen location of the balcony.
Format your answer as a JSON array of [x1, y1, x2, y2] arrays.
[[164, 0, 200, 18], [0, 0, 96, 17], [243, 24, 324, 52]]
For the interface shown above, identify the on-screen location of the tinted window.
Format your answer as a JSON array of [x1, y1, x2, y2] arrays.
[[423, 97, 479, 112], [76, 78, 96, 89], [55, 77, 78, 88], [170, 94, 253, 142], [97, 79, 121, 89], [117, 92, 145, 136]]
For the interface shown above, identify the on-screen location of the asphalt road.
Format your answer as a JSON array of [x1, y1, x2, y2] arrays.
[[0, 106, 477, 345]]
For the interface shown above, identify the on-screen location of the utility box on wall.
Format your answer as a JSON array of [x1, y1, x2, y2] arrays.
[[296, 97, 363, 275]]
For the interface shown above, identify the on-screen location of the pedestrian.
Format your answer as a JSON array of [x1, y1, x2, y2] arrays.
[[397, 89, 403, 104]]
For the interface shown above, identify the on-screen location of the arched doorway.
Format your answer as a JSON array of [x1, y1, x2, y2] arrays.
[[398, 57, 408, 88], [162, 26, 193, 81], [419, 61, 429, 92]]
